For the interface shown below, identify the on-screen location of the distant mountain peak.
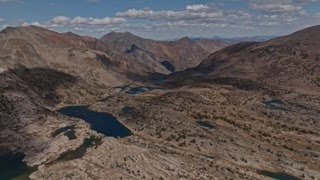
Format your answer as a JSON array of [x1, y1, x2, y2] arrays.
[[102, 31, 136, 38], [0, 25, 57, 37], [123, 31, 133, 35], [100, 30, 231, 71], [62, 31, 81, 38], [178, 36, 192, 42]]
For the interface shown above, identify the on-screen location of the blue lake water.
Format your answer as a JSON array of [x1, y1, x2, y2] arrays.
[[266, 99, 285, 105], [196, 121, 216, 129], [263, 99, 288, 111], [58, 106, 132, 138], [259, 170, 301, 180], [0, 152, 35, 180], [114, 85, 130, 92]]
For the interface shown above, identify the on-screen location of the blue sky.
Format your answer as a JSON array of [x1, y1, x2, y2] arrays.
[[1, 0, 320, 39]]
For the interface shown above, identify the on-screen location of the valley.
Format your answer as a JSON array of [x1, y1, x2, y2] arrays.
[[0, 25, 320, 180]]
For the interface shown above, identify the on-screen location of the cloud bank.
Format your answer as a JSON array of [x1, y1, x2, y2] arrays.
[[1, 0, 320, 39]]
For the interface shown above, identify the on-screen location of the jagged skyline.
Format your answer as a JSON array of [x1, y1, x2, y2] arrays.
[[1, 0, 320, 39]]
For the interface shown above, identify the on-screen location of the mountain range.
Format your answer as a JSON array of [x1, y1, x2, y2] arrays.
[[191, 35, 276, 43], [191, 25, 320, 94], [1, 25, 320, 179], [100, 31, 231, 72]]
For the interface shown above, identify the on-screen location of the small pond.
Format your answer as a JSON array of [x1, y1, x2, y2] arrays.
[[0, 152, 35, 180], [258, 170, 301, 180], [58, 106, 132, 138], [196, 121, 216, 129], [263, 99, 288, 111]]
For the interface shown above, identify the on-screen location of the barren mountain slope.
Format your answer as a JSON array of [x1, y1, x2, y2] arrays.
[[100, 32, 231, 72], [196, 39, 231, 53], [1, 25, 320, 180], [194, 25, 320, 94], [0, 26, 167, 84], [0, 26, 174, 105]]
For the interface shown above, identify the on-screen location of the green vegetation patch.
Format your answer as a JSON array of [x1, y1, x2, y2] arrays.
[[57, 135, 102, 161], [64, 129, 77, 140], [52, 125, 75, 137]]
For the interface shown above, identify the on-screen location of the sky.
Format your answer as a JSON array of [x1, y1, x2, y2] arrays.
[[1, 0, 320, 40]]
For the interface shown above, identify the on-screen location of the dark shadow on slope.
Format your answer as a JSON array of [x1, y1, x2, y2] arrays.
[[125, 44, 140, 54], [163, 70, 287, 96], [161, 61, 176, 73], [0, 66, 81, 178], [95, 54, 121, 69], [0, 65, 81, 132], [148, 73, 167, 83], [123, 72, 170, 87], [12, 65, 78, 104], [222, 42, 258, 55], [0, 65, 79, 130], [123, 67, 286, 96]]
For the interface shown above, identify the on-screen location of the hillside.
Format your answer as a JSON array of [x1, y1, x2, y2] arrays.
[[0, 26, 170, 105], [1, 25, 320, 180], [193, 25, 320, 94], [100, 32, 231, 72]]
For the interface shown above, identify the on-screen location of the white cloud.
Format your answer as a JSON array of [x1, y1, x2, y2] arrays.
[[71, 17, 126, 25], [115, 5, 225, 22], [247, 0, 318, 14], [3, 1, 320, 39], [1, 24, 9, 29], [114, 4, 256, 31], [116, 9, 154, 18], [21, 22, 29, 26], [52, 16, 126, 26], [186, 4, 210, 12], [70, 16, 88, 24], [250, 2, 303, 13], [24, 15, 127, 31], [74, 27, 84, 31], [52, 16, 70, 24], [31, 21, 41, 26]]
